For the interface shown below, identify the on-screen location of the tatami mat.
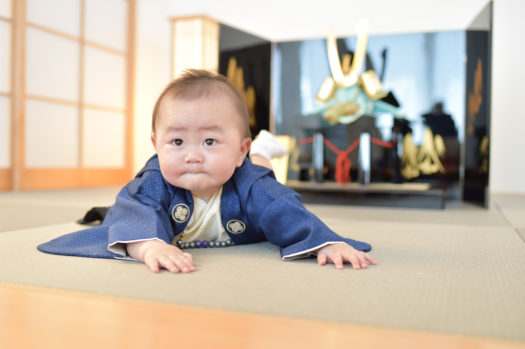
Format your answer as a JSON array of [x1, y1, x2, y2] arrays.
[[1, 215, 524, 341], [498, 209, 525, 229], [492, 194, 525, 229], [517, 228, 525, 242], [0, 187, 119, 206], [307, 202, 510, 227], [0, 187, 119, 232], [491, 193, 525, 209]]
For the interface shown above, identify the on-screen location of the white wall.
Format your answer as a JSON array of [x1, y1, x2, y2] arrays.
[[133, 0, 171, 173], [490, 0, 525, 194]]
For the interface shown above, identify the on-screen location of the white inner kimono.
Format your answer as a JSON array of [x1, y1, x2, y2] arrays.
[[174, 187, 230, 243]]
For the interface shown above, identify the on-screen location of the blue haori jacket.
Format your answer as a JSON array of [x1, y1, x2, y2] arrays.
[[37, 155, 371, 260]]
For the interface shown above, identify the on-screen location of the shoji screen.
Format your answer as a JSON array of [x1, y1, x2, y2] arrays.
[[0, 0, 12, 190], [15, 0, 134, 189]]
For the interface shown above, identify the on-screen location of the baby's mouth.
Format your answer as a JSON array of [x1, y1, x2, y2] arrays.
[[184, 164, 204, 173], [184, 168, 205, 175]]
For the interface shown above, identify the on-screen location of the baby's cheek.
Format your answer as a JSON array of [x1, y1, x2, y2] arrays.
[[216, 165, 236, 182], [160, 166, 181, 185]]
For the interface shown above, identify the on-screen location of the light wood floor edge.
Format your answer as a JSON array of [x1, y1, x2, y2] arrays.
[[0, 282, 523, 349]]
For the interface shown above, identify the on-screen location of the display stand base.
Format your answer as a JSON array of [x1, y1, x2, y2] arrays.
[[286, 180, 446, 209]]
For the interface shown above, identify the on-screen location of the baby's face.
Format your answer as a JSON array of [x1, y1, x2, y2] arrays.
[[152, 95, 251, 202]]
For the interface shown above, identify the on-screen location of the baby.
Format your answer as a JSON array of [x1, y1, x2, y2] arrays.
[[38, 69, 377, 273]]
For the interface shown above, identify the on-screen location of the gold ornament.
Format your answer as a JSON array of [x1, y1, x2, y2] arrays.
[[227, 57, 257, 129]]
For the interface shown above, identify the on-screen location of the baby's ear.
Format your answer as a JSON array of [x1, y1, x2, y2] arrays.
[[151, 134, 157, 148], [237, 138, 252, 166]]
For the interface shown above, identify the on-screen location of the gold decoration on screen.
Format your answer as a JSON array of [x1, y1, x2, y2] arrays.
[[226, 57, 257, 129], [418, 129, 445, 175], [401, 133, 420, 180], [401, 129, 446, 179], [467, 58, 483, 135], [479, 136, 489, 173]]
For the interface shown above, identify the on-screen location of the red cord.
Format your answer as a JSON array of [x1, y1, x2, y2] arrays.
[[323, 138, 360, 183], [371, 137, 397, 148], [295, 135, 396, 184]]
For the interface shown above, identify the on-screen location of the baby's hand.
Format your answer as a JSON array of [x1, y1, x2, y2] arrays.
[[316, 243, 378, 270], [127, 240, 195, 274]]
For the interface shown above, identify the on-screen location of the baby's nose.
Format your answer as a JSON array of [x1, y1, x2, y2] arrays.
[[184, 147, 203, 163]]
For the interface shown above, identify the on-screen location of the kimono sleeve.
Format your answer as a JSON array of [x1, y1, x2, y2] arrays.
[[105, 170, 175, 258], [37, 166, 175, 260], [246, 176, 371, 259]]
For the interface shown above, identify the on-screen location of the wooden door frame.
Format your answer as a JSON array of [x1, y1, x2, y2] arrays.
[[0, 1, 14, 190]]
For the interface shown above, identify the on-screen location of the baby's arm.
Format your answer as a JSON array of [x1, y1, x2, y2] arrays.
[[126, 240, 195, 274], [316, 243, 377, 270]]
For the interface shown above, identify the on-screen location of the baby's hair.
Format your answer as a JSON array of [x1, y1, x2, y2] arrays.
[[151, 69, 251, 138]]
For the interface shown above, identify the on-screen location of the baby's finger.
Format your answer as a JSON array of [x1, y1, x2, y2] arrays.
[[331, 254, 344, 270], [184, 254, 196, 271], [346, 254, 361, 270], [170, 255, 194, 273], [182, 254, 195, 270], [364, 253, 378, 265], [355, 252, 368, 269], [317, 253, 328, 266], [144, 256, 161, 273], [158, 256, 181, 274], [183, 252, 194, 263]]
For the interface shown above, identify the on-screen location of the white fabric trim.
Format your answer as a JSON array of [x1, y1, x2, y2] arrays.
[[281, 241, 345, 261], [108, 237, 164, 260]]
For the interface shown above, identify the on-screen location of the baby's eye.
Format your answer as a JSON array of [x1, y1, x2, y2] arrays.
[[204, 138, 216, 146], [171, 139, 183, 146]]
